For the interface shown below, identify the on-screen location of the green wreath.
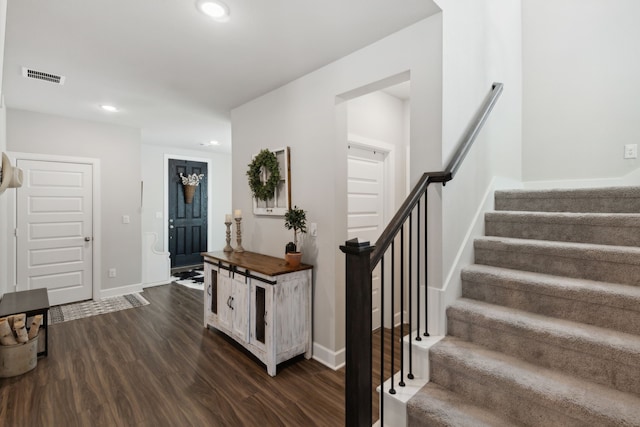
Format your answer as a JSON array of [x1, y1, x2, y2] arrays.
[[247, 149, 281, 201]]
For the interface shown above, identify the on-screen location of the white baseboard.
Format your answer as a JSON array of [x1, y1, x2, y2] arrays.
[[143, 280, 173, 289], [313, 341, 345, 370], [434, 176, 522, 336], [523, 167, 640, 190], [100, 283, 145, 299]]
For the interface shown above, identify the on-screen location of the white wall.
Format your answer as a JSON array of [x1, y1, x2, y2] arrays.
[[522, 0, 640, 183], [140, 144, 231, 265], [0, 104, 7, 298], [431, 0, 523, 333], [347, 89, 408, 210], [7, 109, 142, 292], [0, 0, 10, 298], [231, 15, 442, 366]]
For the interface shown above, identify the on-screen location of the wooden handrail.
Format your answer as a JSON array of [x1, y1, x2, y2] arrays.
[[340, 82, 503, 427]]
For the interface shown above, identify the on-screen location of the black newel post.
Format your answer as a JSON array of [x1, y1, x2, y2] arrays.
[[340, 238, 374, 427]]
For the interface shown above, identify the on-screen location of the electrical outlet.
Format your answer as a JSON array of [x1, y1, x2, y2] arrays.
[[310, 223, 318, 237], [624, 144, 638, 159], [108, 268, 116, 278], [122, 215, 130, 224]]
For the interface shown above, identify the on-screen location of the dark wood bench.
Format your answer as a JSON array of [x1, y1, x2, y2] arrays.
[[0, 289, 50, 357]]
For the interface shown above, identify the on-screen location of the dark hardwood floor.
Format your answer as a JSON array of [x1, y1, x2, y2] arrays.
[[0, 284, 403, 426]]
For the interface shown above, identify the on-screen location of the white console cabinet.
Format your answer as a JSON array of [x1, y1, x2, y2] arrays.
[[203, 251, 312, 376]]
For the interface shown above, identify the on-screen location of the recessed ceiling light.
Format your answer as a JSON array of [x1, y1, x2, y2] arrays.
[[196, 0, 230, 22], [100, 104, 118, 112]]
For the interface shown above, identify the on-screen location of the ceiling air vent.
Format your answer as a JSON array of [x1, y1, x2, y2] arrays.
[[21, 67, 66, 85]]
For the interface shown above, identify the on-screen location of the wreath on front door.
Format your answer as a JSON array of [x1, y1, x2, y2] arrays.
[[247, 149, 281, 201]]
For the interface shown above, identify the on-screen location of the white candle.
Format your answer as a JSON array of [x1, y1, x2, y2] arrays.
[[225, 214, 232, 223], [234, 209, 242, 218]]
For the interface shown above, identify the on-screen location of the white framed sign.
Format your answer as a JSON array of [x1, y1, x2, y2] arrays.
[[252, 146, 291, 216]]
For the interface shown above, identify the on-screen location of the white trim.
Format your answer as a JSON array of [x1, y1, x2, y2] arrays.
[[432, 176, 522, 336], [7, 151, 102, 302], [523, 168, 640, 190], [142, 280, 172, 289], [163, 154, 213, 255], [100, 282, 144, 299], [394, 310, 409, 328], [312, 341, 345, 370]]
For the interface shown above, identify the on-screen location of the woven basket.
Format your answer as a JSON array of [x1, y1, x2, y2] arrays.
[[183, 184, 196, 204], [0, 337, 38, 378]]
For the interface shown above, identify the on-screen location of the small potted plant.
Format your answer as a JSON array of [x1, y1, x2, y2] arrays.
[[284, 206, 307, 267]]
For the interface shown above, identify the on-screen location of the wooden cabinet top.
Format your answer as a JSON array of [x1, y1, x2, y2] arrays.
[[202, 251, 312, 277]]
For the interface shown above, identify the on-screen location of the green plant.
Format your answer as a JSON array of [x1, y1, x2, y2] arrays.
[[247, 149, 281, 201], [284, 206, 307, 250]]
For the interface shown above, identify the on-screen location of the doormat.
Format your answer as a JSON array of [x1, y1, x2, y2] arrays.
[[49, 293, 150, 325], [171, 268, 204, 291]]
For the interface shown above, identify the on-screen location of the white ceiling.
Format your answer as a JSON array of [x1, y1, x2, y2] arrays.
[[2, 0, 439, 153]]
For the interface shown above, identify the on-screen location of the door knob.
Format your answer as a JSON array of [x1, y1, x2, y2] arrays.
[[84, 237, 92, 242]]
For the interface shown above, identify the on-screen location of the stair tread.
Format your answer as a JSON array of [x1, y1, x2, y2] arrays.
[[495, 186, 640, 200], [475, 236, 640, 263], [448, 298, 640, 364], [408, 383, 519, 427], [486, 210, 640, 225], [431, 338, 640, 424], [462, 264, 640, 311]]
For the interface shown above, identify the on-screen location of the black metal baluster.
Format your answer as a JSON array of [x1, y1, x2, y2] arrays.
[[416, 199, 422, 341], [389, 242, 396, 395], [424, 196, 430, 338], [399, 225, 405, 387], [408, 212, 414, 380], [380, 256, 385, 423]]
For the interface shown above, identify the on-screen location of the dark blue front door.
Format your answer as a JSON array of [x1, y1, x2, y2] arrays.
[[168, 159, 208, 268]]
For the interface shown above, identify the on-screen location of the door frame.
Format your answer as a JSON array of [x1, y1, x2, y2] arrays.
[[163, 154, 213, 255], [7, 152, 102, 300], [346, 134, 399, 329]]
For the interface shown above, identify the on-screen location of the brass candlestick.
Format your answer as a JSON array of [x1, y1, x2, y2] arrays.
[[234, 217, 244, 253], [223, 221, 233, 252]]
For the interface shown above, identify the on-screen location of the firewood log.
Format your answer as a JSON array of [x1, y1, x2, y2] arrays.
[[0, 318, 18, 345], [12, 314, 28, 343], [28, 315, 43, 340]]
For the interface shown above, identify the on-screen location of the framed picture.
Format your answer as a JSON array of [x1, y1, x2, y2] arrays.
[[252, 147, 291, 216]]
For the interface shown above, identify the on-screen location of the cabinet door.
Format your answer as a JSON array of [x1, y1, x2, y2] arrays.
[[249, 282, 272, 350], [204, 263, 218, 328], [230, 277, 248, 341], [217, 273, 233, 333]]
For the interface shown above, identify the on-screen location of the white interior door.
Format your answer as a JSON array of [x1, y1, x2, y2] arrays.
[[16, 160, 93, 306], [347, 146, 385, 330]]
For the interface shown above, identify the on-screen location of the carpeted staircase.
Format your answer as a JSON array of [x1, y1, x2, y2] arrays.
[[407, 187, 640, 426]]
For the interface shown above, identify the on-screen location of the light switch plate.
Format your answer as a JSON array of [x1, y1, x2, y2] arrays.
[[624, 144, 638, 159]]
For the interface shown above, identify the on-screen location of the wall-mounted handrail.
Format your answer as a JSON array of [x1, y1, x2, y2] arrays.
[[444, 82, 504, 180], [340, 82, 504, 427]]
